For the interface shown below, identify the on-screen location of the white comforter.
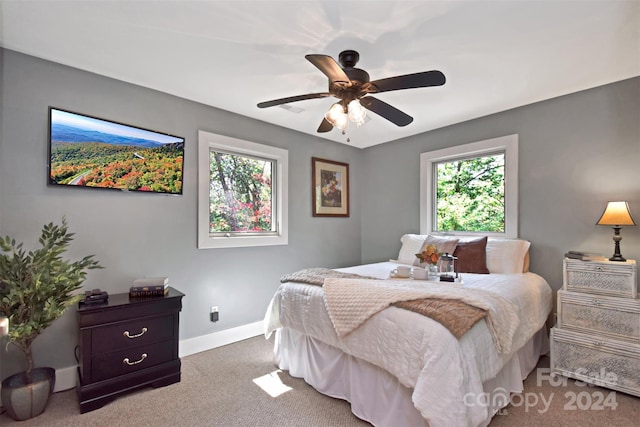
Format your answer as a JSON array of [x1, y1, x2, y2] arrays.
[[264, 262, 553, 427], [323, 277, 520, 354]]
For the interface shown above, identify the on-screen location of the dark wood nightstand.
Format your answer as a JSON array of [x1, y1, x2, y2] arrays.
[[76, 287, 184, 413]]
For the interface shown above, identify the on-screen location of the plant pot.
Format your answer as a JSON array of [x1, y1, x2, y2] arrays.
[[1, 367, 55, 421]]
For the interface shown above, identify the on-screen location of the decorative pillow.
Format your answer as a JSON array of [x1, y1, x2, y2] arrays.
[[486, 238, 531, 274], [453, 236, 490, 274], [416, 235, 459, 266], [395, 234, 459, 266], [395, 234, 429, 265]]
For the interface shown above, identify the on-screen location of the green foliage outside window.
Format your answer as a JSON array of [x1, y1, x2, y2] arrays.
[[209, 150, 274, 233], [436, 153, 505, 233]]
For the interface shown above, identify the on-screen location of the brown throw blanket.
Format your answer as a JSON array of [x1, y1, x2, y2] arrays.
[[394, 299, 487, 339], [280, 268, 488, 339], [280, 267, 379, 285]]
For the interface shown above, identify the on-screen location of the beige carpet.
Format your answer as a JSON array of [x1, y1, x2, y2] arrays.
[[1, 335, 638, 426]]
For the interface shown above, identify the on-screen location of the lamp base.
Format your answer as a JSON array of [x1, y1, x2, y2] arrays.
[[609, 227, 627, 262]]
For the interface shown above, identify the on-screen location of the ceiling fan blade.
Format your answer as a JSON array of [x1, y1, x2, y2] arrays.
[[370, 70, 445, 94], [317, 118, 333, 133], [360, 96, 413, 127], [257, 92, 331, 108], [305, 54, 351, 84]]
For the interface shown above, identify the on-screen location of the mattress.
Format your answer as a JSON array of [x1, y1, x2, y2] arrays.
[[264, 261, 553, 427]]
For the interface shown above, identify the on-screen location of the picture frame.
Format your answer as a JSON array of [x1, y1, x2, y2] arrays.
[[312, 157, 349, 217]]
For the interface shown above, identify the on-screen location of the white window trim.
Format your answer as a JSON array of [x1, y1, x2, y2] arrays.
[[198, 130, 288, 249], [420, 134, 519, 238]]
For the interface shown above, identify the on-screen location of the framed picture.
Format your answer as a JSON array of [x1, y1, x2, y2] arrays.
[[48, 107, 185, 195], [312, 157, 349, 217]]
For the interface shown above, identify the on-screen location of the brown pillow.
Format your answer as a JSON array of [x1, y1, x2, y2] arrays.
[[415, 235, 459, 266], [453, 237, 490, 274]]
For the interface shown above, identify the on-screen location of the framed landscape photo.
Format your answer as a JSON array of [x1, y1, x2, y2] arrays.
[[48, 107, 185, 195], [312, 157, 349, 217]]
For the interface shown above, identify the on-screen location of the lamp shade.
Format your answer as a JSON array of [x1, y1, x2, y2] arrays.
[[325, 100, 368, 132], [325, 103, 348, 130], [596, 201, 636, 226], [347, 99, 367, 126]]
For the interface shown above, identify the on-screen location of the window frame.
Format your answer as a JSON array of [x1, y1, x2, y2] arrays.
[[419, 134, 519, 238], [198, 130, 288, 249]]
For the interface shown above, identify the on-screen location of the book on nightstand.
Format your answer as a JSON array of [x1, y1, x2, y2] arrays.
[[130, 277, 169, 297], [564, 251, 608, 261]]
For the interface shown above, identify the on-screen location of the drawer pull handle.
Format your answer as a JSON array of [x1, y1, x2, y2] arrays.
[[592, 299, 600, 306], [123, 353, 147, 366], [595, 266, 604, 271], [123, 327, 147, 339]]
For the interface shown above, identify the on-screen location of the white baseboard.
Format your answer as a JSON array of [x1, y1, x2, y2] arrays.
[[178, 320, 263, 358], [53, 321, 264, 392]]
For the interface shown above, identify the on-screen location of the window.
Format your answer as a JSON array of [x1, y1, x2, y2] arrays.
[[198, 131, 288, 248], [420, 134, 518, 238]]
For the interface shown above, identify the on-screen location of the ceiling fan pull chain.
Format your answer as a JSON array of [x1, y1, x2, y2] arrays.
[[341, 129, 350, 143]]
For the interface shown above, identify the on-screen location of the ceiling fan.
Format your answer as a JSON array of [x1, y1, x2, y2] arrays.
[[257, 50, 446, 133]]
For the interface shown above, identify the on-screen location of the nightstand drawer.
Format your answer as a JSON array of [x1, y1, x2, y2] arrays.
[[563, 259, 637, 298], [91, 314, 175, 353], [90, 340, 175, 383], [550, 327, 640, 397], [558, 291, 640, 343]]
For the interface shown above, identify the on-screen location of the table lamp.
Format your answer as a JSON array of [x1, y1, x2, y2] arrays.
[[596, 201, 636, 261]]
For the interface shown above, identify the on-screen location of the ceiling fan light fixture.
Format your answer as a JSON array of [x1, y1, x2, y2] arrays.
[[334, 113, 349, 131], [325, 102, 348, 130], [348, 99, 367, 127]]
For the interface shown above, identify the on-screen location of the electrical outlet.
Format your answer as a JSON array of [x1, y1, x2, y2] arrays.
[[210, 306, 219, 322]]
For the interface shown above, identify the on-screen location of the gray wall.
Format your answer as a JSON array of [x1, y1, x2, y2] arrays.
[[361, 77, 640, 292], [0, 49, 363, 374]]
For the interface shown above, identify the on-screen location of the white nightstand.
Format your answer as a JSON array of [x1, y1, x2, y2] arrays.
[[550, 259, 640, 397]]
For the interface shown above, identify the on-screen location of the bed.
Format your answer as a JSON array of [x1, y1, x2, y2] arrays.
[[264, 235, 553, 427]]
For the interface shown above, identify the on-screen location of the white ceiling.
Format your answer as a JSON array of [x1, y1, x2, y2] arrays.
[[1, 1, 638, 149]]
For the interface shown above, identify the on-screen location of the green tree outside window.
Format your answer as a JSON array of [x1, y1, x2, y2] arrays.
[[208, 150, 275, 234], [435, 153, 505, 233]]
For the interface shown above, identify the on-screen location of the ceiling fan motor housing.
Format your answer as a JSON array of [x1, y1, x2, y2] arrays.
[[330, 67, 371, 103], [338, 50, 359, 68]]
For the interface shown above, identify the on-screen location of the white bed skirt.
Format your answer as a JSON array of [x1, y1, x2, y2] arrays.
[[274, 327, 549, 427]]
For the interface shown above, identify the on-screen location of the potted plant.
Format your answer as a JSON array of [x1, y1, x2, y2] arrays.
[[0, 218, 102, 420]]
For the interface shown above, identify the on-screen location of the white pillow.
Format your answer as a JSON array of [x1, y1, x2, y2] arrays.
[[416, 235, 459, 266], [395, 234, 428, 265], [395, 234, 459, 266], [486, 238, 531, 274]]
